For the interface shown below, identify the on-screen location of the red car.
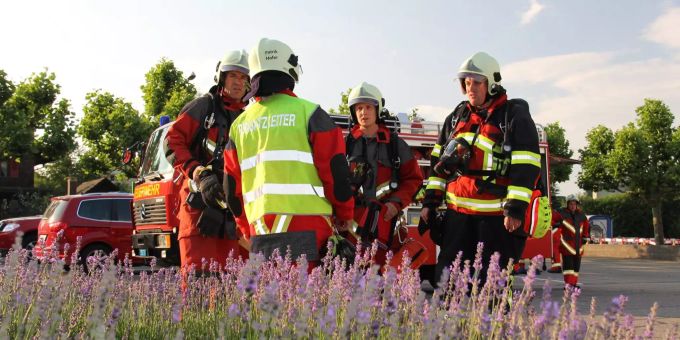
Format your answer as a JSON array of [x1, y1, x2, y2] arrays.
[[0, 215, 42, 254], [33, 192, 134, 269]]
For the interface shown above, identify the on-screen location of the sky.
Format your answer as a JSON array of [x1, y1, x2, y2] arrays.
[[2, 0, 680, 195]]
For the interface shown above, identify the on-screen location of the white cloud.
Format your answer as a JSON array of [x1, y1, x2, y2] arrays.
[[520, 0, 545, 25], [502, 51, 680, 194], [643, 7, 680, 49]]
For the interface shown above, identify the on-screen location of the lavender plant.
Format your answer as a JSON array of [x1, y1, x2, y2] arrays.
[[0, 236, 675, 339]]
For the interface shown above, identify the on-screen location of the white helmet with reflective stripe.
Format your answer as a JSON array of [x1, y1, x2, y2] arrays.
[[457, 51, 502, 96], [348, 82, 385, 123], [215, 50, 249, 84], [248, 38, 302, 82]]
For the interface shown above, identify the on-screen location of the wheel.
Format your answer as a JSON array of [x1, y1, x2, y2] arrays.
[[79, 244, 112, 273]]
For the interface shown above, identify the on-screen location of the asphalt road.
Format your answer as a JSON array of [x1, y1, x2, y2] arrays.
[[512, 257, 680, 337], [522, 257, 679, 318]]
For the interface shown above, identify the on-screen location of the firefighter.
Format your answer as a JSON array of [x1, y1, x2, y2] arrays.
[[223, 38, 354, 270], [344, 82, 424, 268], [420, 52, 541, 285], [164, 50, 250, 270], [555, 195, 590, 287]]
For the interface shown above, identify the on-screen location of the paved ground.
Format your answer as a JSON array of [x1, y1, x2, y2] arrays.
[[521, 257, 680, 336], [525, 257, 679, 317]]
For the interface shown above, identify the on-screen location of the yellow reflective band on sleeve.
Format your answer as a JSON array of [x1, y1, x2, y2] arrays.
[[506, 185, 533, 203], [431, 144, 442, 158], [445, 192, 503, 212], [375, 181, 392, 200], [511, 151, 541, 167], [425, 177, 447, 191]]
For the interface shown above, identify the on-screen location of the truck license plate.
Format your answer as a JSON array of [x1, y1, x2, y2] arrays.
[[139, 248, 148, 257]]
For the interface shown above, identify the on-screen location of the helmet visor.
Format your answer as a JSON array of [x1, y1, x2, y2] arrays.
[[457, 72, 487, 82], [348, 97, 379, 108]]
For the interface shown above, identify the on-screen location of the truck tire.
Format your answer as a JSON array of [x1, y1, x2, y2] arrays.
[[79, 244, 112, 274]]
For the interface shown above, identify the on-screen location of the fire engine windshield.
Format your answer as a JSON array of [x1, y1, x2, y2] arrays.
[[140, 125, 174, 178]]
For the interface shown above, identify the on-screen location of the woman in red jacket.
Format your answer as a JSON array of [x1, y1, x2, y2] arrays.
[[345, 82, 424, 268]]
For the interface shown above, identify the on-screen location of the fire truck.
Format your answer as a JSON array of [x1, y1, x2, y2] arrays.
[[129, 113, 553, 272], [129, 122, 182, 265]]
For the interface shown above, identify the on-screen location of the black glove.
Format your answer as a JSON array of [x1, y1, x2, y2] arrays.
[[197, 170, 225, 208]]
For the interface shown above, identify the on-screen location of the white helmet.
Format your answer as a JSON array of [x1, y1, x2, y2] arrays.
[[214, 50, 249, 84], [457, 52, 502, 96], [248, 38, 302, 82], [348, 82, 389, 124], [566, 194, 580, 204]]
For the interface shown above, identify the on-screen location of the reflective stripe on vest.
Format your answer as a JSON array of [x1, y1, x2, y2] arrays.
[[231, 94, 332, 222], [445, 192, 503, 212], [241, 150, 314, 171], [243, 184, 325, 203]]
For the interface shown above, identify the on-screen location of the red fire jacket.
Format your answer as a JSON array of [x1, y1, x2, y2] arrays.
[[554, 208, 590, 256]]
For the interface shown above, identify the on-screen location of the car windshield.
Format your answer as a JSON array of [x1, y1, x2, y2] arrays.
[[43, 199, 69, 223], [139, 125, 174, 178]]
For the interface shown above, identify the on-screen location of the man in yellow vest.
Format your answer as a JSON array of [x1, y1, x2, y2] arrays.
[[223, 38, 354, 269]]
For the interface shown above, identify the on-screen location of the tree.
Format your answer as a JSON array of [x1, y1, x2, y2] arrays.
[[0, 70, 76, 165], [140, 58, 197, 122], [408, 107, 422, 121], [328, 88, 351, 116], [544, 122, 574, 196], [578, 99, 680, 244], [78, 90, 153, 178]]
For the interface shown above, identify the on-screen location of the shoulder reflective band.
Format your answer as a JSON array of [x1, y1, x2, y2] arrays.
[[243, 184, 325, 204], [506, 185, 533, 203], [510, 151, 541, 167], [240, 150, 314, 171]]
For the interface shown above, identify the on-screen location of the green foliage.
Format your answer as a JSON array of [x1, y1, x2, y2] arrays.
[[578, 125, 617, 192], [0, 70, 14, 106], [0, 70, 76, 164], [0, 191, 51, 219], [544, 122, 573, 183], [140, 58, 196, 121], [580, 193, 680, 238], [79, 90, 153, 178], [328, 88, 351, 116], [578, 99, 680, 242]]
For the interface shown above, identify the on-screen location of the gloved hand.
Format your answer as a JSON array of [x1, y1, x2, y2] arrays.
[[197, 170, 225, 208]]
